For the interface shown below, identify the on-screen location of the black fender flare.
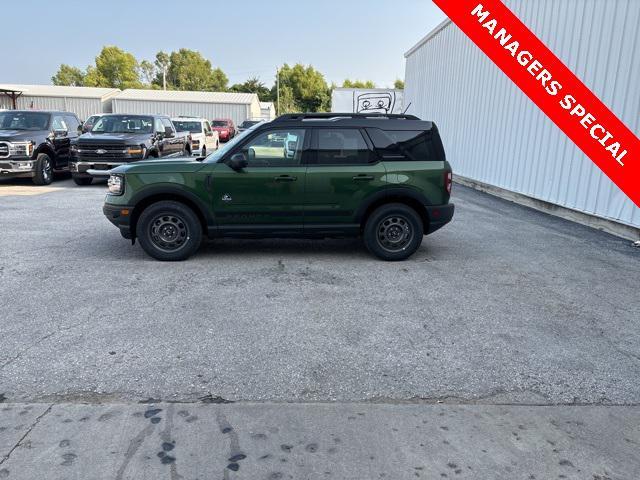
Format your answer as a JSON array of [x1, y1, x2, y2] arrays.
[[129, 185, 215, 231], [354, 187, 431, 224]]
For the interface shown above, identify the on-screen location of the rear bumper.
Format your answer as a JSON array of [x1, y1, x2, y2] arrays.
[[425, 203, 455, 234], [103, 203, 134, 239]]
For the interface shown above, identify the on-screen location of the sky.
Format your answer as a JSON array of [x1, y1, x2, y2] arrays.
[[1, 0, 446, 89]]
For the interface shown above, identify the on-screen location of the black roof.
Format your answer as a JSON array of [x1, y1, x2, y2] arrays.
[[270, 113, 433, 130]]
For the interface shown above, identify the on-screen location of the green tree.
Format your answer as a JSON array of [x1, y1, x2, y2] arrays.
[[164, 49, 228, 91], [394, 79, 405, 90], [51, 64, 85, 86], [342, 79, 376, 89], [273, 64, 330, 113], [84, 46, 142, 89], [230, 77, 272, 101]]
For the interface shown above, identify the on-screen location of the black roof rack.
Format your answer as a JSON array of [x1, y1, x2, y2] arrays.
[[272, 112, 420, 122]]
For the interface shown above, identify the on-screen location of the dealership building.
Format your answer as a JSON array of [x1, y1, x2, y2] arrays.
[[404, 0, 640, 237], [0, 84, 119, 121], [111, 89, 262, 127]]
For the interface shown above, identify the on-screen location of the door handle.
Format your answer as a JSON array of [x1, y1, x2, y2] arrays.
[[274, 175, 297, 182], [352, 174, 374, 181]]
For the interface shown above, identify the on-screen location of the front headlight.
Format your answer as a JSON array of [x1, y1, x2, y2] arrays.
[[9, 141, 33, 157], [126, 146, 144, 156], [107, 174, 124, 195]]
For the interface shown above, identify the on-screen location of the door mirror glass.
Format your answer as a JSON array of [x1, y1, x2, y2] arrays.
[[164, 126, 174, 138], [228, 153, 248, 170], [53, 129, 68, 137]]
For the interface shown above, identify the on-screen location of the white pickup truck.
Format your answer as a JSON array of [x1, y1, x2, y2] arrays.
[[172, 117, 219, 157]]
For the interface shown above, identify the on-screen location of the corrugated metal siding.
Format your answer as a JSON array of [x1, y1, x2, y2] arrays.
[[0, 96, 104, 121], [404, 0, 640, 228], [112, 99, 251, 126]]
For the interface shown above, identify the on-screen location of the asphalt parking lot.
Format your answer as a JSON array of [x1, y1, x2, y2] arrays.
[[2, 177, 640, 479], [1, 177, 639, 406]]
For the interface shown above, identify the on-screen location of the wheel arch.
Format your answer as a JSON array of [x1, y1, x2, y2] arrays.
[[357, 188, 431, 234], [34, 144, 56, 160], [130, 188, 212, 238]]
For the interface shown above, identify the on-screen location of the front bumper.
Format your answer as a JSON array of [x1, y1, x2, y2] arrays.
[[425, 203, 455, 234], [0, 158, 36, 178], [103, 203, 134, 239], [71, 161, 128, 178]]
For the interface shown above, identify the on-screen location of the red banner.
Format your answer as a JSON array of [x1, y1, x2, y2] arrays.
[[432, 0, 640, 208]]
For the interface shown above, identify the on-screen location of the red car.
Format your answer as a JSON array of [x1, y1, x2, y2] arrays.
[[210, 119, 236, 142]]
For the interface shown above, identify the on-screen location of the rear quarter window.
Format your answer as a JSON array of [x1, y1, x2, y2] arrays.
[[366, 129, 432, 161]]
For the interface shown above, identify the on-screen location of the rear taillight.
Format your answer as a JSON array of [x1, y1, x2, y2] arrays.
[[445, 171, 452, 194]]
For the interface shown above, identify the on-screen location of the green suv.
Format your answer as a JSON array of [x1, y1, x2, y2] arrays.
[[102, 113, 454, 261]]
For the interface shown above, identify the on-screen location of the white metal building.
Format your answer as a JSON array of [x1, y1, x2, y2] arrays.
[[0, 84, 120, 121], [112, 89, 262, 126], [260, 102, 276, 121], [331, 88, 404, 114], [404, 0, 640, 233]]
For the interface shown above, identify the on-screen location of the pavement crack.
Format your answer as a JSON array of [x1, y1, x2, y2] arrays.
[[0, 310, 99, 371], [0, 403, 53, 466]]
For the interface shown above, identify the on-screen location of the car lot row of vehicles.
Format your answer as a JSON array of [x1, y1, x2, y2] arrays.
[[0, 110, 243, 185]]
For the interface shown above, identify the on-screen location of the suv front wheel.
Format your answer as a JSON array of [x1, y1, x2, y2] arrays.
[[136, 201, 202, 261], [364, 203, 424, 261]]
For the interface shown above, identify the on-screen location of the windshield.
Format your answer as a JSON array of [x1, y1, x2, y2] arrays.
[[0, 112, 50, 131], [211, 121, 229, 127], [173, 121, 203, 134], [92, 115, 153, 134], [204, 122, 263, 163]]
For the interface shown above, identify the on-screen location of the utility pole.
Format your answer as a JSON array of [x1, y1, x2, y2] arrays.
[[276, 66, 280, 114], [162, 65, 167, 91]]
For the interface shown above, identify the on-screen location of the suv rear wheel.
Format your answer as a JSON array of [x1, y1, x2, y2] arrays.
[[136, 201, 202, 261], [364, 203, 423, 261]]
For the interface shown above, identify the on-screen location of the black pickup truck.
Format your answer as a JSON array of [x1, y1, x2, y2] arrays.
[[0, 110, 81, 185], [70, 114, 191, 185]]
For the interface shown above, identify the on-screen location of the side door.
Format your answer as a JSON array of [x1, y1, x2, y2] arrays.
[[211, 127, 309, 235], [304, 128, 387, 234], [161, 118, 181, 156], [153, 118, 168, 157], [61, 114, 81, 168], [50, 115, 70, 168], [203, 121, 216, 151]]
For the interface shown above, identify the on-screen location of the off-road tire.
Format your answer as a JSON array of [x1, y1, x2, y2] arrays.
[[363, 203, 423, 261], [33, 153, 53, 185], [136, 201, 202, 261]]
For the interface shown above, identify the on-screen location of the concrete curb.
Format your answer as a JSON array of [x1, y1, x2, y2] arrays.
[[0, 402, 638, 479], [454, 175, 640, 242]]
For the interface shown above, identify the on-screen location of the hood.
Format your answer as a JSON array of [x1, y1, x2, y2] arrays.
[[112, 157, 206, 175], [0, 129, 47, 141], [79, 132, 150, 143]]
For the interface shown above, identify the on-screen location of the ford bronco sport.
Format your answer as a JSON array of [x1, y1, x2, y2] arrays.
[[102, 113, 454, 261]]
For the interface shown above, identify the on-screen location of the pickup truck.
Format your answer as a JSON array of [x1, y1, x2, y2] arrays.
[[0, 110, 81, 185], [70, 114, 191, 185]]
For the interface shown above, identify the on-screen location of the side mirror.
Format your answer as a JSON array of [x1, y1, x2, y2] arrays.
[[228, 153, 248, 171], [164, 126, 175, 138], [53, 129, 68, 137]]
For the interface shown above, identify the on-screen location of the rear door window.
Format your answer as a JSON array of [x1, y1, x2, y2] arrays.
[[366, 129, 431, 161], [315, 129, 373, 165]]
